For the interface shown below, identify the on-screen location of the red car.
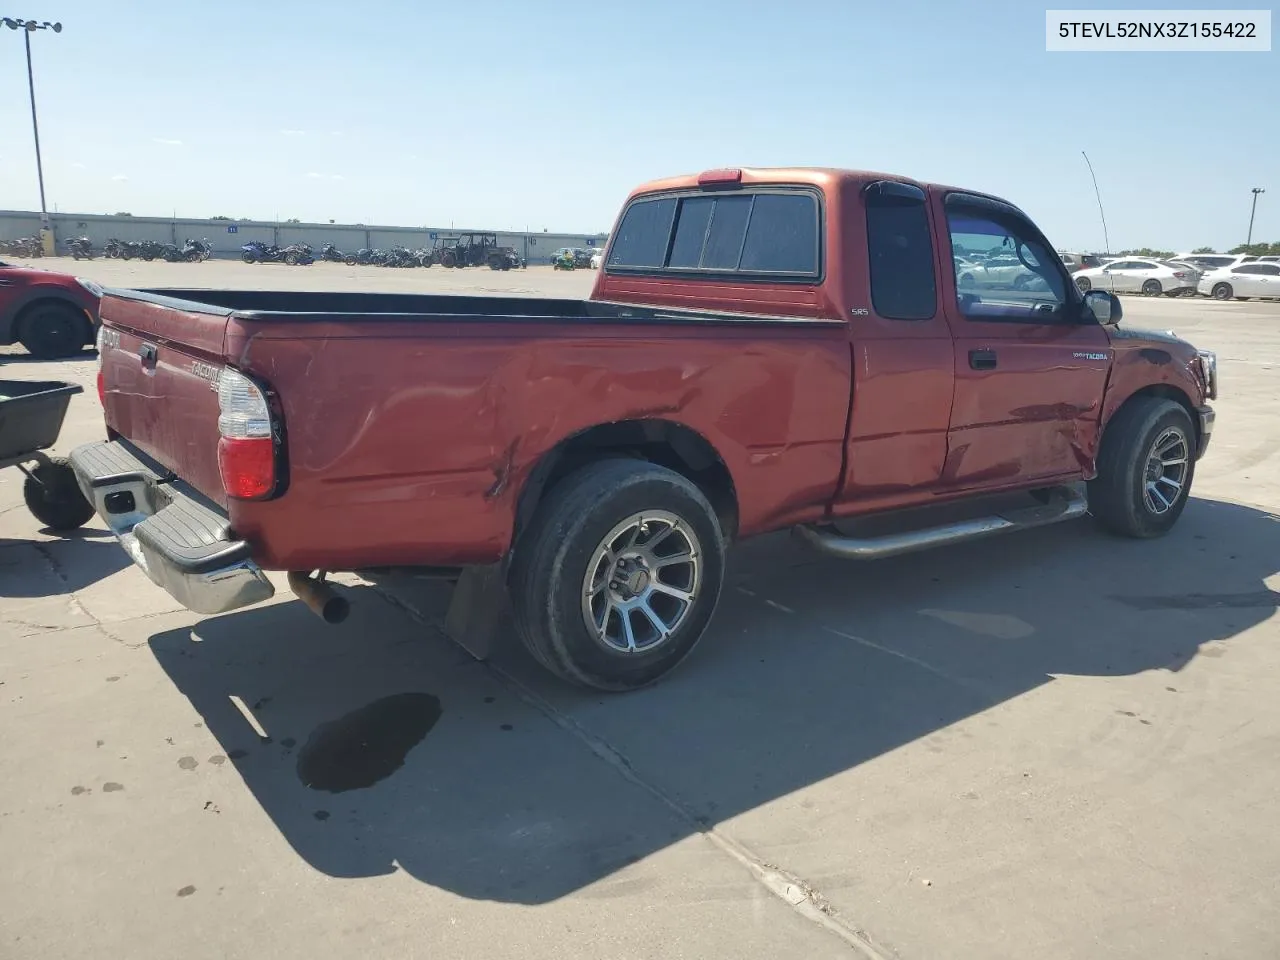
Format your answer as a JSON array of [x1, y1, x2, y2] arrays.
[[0, 259, 101, 359]]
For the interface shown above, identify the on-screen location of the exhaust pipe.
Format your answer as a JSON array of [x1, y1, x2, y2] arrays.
[[287, 571, 350, 624]]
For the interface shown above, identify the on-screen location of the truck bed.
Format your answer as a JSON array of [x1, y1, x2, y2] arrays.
[[95, 286, 852, 571], [118, 289, 843, 326]]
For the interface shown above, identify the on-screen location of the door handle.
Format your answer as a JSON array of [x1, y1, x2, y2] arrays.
[[969, 348, 997, 370], [138, 343, 158, 368]]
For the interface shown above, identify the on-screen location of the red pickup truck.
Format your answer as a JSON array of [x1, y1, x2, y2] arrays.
[[72, 167, 1217, 690]]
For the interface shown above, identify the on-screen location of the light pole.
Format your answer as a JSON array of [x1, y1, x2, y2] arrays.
[[3, 16, 62, 253], [1246, 187, 1265, 249]]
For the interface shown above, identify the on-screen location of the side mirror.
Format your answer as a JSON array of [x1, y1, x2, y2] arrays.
[[1084, 289, 1121, 326]]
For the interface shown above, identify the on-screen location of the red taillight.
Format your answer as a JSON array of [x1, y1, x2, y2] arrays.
[[1173, 271, 1189, 279], [697, 167, 743, 186], [218, 437, 276, 499], [96, 369, 105, 406], [216, 367, 278, 499]]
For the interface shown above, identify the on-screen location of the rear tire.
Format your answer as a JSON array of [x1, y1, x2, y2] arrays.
[[23, 458, 95, 531], [1089, 397, 1195, 539], [508, 459, 725, 691], [1075, 276, 1091, 292], [18, 302, 90, 360]]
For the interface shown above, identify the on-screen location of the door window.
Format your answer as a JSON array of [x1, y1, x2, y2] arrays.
[[945, 201, 1069, 322], [865, 182, 937, 320]]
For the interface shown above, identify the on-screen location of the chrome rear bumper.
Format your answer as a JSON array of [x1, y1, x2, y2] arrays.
[[69, 440, 274, 615]]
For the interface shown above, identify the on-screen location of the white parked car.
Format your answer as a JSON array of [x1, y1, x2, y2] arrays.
[[589, 247, 604, 269], [955, 255, 1038, 289], [1197, 261, 1280, 300], [1073, 258, 1197, 296], [1171, 252, 1258, 272]]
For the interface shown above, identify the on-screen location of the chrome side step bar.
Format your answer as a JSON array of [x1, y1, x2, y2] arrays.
[[794, 483, 1089, 561]]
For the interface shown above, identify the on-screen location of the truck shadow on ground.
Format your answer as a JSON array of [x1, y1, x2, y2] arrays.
[[147, 496, 1280, 904], [0, 532, 129, 596]]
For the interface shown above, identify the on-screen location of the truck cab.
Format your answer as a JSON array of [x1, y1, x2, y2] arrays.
[[593, 166, 1213, 512]]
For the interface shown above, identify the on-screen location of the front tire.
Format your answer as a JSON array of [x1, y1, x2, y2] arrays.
[[1089, 397, 1195, 538], [508, 460, 725, 691], [23, 458, 95, 531], [1075, 276, 1091, 292], [18, 302, 90, 359], [1212, 282, 1232, 300], [1142, 279, 1162, 296], [241, 252, 256, 264]]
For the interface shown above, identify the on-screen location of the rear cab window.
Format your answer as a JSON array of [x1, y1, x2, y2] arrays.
[[606, 188, 821, 279]]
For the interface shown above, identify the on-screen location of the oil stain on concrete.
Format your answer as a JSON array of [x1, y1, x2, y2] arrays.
[[297, 692, 441, 793]]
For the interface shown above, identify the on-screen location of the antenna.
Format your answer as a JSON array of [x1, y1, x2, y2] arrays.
[[1081, 151, 1111, 255]]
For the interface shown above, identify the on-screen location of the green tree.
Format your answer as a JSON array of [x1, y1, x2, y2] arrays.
[[1228, 241, 1280, 256], [1117, 247, 1174, 259], [1192, 246, 1216, 254]]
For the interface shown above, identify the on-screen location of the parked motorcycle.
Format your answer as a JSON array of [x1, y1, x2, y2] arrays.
[[243, 241, 313, 265], [182, 237, 213, 262], [319, 242, 345, 263], [381, 245, 418, 268], [3, 236, 44, 258], [342, 248, 380, 266], [103, 238, 124, 259], [63, 236, 94, 260], [130, 239, 165, 262], [242, 241, 283, 264], [283, 242, 314, 265]]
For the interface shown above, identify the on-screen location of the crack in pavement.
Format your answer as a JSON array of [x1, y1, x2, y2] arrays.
[[371, 580, 898, 960]]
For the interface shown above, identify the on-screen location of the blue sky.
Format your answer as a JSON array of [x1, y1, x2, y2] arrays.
[[0, 0, 1275, 250]]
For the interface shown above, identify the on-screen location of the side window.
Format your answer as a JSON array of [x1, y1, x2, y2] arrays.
[[1261, 265, 1280, 275], [864, 182, 937, 320], [945, 201, 1069, 322], [607, 197, 676, 268], [1232, 265, 1255, 274]]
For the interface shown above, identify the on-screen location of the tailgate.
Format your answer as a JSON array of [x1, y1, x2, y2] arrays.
[[99, 291, 231, 506]]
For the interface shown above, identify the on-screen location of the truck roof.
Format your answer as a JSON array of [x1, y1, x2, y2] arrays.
[[626, 166, 952, 199]]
